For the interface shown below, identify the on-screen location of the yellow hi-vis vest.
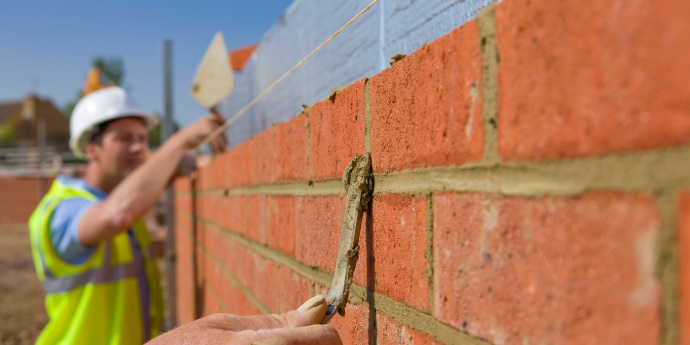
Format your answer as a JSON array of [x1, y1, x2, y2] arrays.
[[29, 179, 164, 345]]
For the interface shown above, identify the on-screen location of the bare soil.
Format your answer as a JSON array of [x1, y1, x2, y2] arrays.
[[0, 225, 48, 344]]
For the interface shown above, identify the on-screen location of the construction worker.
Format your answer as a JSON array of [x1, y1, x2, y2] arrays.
[[28, 86, 341, 344], [28, 86, 226, 344]]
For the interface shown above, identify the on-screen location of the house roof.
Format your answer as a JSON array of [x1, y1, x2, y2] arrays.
[[0, 101, 21, 124], [229, 43, 259, 72]]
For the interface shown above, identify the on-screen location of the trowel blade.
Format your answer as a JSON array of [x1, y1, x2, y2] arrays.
[[190, 31, 234, 110]]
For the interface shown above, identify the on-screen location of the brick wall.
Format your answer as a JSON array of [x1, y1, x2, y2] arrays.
[[0, 176, 53, 225], [174, 0, 690, 344]]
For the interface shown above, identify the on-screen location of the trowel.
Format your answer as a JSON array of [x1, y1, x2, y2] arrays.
[[322, 154, 373, 323], [190, 32, 234, 112]]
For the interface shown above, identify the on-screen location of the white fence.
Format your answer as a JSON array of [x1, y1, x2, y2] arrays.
[[0, 147, 81, 177]]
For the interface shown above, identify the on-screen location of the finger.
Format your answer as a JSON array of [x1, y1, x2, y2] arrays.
[[282, 295, 328, 327], [209, 111, 225, 124], [213, 134, 227, 153], [208, 135, 221, 154], [218, 131, 228, 150], [209, 139, 220, 154], [197, 295, 327, 332], [240, 324, 342, 345]]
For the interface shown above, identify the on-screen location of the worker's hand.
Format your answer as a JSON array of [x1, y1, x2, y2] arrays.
[[147, 295, 342, 345], [175, 112, 227, 153]]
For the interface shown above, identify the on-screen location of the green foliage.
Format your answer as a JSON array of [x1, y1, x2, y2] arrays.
[[61, 57, 125, 119], [92, 57, 124, 85], [0, 123, 18, 145]]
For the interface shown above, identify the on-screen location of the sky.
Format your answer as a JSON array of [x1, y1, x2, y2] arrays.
[[0, 1, 294, 127]]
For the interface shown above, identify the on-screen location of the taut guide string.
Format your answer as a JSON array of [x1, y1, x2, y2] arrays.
[[196, 0, 380, 150]]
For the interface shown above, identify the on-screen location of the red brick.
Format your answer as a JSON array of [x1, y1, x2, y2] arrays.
[[203, 227, 231, 274], [203, 253, 223, 300], [252, 253, 279, 313], [248, 127, 277, 184], [377, 313, 439, 345], [267, 195, 296, 256], [197, 195, 216, 223], [205, 229, 251, 287], [196, 159, 216, 191], [276, 113, 309, 182], [208, 195, 227, 230], [496, 0, 690, 161], [175, 213, 191, 237], [195, 224, 207, 290], [201, 228, 277, 314], [175, 226, 193, 262], [226, 140, 251, 188], [0, 177, 53, 225], [369, 21, 483, 174], [173, 176, 191, 193], [277, 265, 311, 313], [235, 292, 261, 317], [200, 255, 227, 316], [679, 191, 690, 345], [202, 154, 226, 190], [222, 280, 241, 315], [218, 195, 248, 236], [433, 192, 661, 345], [353, 194, 430, 312], [329, 303, 371, 345], [248, 195, 267, 243], [202, 286, 222, 316], [214, 151, 233, 189], [175, 194, 193, 215], [294, 195, 342, 271], [309, 79, 366, 180], [175, 231, 196, 325]]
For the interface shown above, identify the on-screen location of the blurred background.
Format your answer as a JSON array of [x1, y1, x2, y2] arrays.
[[0, 2, 291, 343]]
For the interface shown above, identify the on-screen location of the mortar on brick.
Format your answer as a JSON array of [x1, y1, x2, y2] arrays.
[[328, 87, 344, 102], [423, 195, 435, 317], [477, 2, 499, 166], [657, 192, 680, 345], [389, 52, 407, 66]]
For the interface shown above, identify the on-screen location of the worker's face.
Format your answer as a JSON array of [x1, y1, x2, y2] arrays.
[[88, 118, 149, 182]]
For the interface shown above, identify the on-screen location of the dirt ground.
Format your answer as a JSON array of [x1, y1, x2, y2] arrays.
[[0, 225, 48, 344]]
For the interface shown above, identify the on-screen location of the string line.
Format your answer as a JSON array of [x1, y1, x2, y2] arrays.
[[196, 0, 380, 149]]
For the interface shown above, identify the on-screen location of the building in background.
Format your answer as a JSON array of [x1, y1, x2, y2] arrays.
[[0, 95, 70, 150]]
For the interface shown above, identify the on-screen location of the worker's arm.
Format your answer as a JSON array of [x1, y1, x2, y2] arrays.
[[147, 295, 342, 345], [78, 113, 226, 246]]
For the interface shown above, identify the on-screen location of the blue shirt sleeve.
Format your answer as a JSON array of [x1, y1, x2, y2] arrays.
[[50, 198, 98, 265]]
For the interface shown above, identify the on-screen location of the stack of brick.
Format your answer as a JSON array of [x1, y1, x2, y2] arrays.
[[174, 0, 690, 343], [0, 177, 53, 225]]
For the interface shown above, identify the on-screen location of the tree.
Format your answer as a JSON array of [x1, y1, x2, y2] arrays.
[[62, 57, 125, 119], [0, 123, 18, 147], [92, 57, 124, 85]]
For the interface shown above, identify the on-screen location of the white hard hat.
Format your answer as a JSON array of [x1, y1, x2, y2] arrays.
[[70, 86, 158, 159]]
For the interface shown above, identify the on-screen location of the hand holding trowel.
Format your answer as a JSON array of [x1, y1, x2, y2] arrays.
[[190, 32, 234, 153]]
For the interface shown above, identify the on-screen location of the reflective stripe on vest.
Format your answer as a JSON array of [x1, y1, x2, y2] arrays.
[[40, 242, 139, 294]]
